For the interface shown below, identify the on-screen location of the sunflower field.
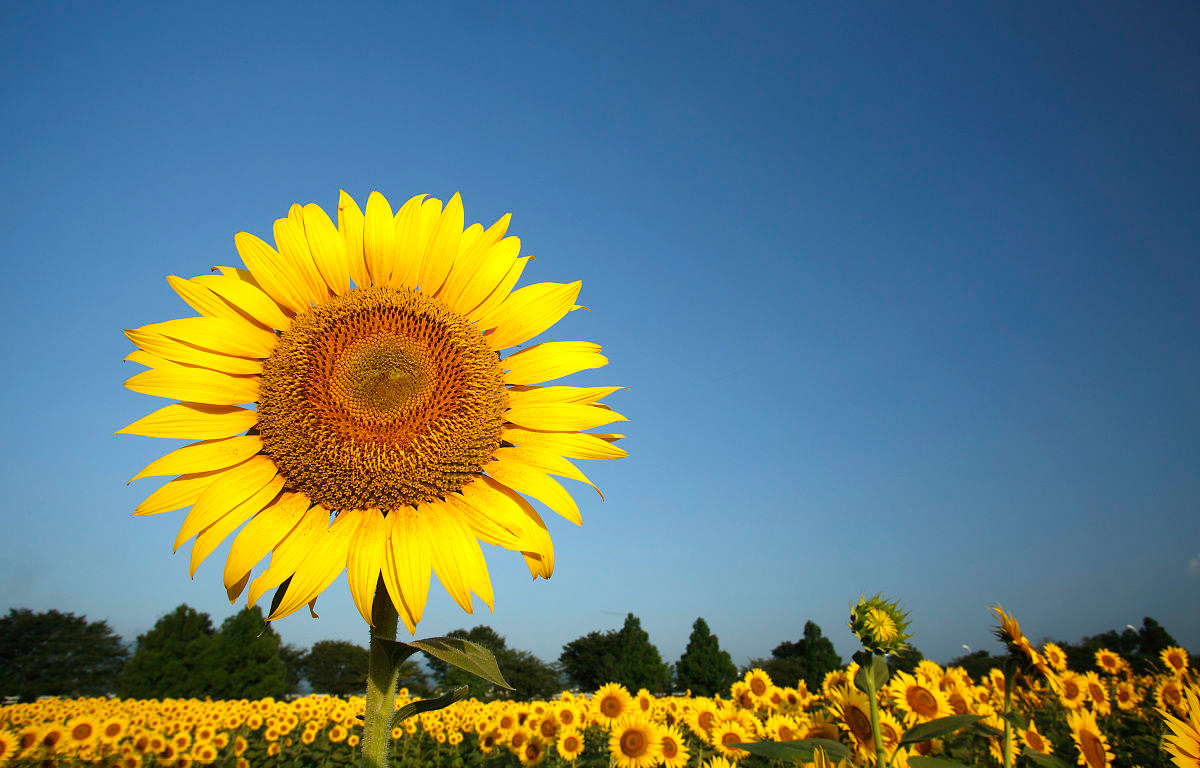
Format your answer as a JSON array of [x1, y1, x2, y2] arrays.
[[0, 639, 1193, 768]]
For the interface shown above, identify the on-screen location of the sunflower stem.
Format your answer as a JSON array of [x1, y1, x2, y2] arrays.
[[863, 653, 887, 768], [362, 578, 399, 768], [1002, 658, 1015, 768]]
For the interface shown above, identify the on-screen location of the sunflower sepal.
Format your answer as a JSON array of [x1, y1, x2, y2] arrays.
[[1020, 746, 1069, 768], [898, 714, 983, 746], [730, 737, 854, 763]]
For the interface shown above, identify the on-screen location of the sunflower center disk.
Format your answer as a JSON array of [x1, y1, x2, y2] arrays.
[[257, 286, 508, 512]]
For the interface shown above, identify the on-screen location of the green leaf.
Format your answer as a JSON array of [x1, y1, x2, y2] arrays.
[[391, 685, 470, 725], [970, 720, 1004, 739], [409, 636, 513, 690], [1002, 710, 1029, 730], [852, 654, 891, 693], [908, 758, 970, 768], [1021, 747, 1070, 768], [900, 715, 983, 745], [370, 637, 420, 668], [732, 739, 853, 763]]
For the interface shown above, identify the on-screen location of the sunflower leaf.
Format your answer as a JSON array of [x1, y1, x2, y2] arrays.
[[408, 636, 514, 690], [1001, 709, 1029, 730], [369, 637, 421, 667], [900, 714, 983, 745], [730, 739, 853, 763], [969, 720, 1004, 739], [1021, 747, 1070, 768], [390, 686, 469, 726], [854, 654, 890, 693], [908, 758, 971, 768]]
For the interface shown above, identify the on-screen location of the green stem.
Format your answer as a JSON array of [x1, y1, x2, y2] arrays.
[[362, 578, 400, 768], [864, 654, 886, 768], [1002, 661, 1015, 768]]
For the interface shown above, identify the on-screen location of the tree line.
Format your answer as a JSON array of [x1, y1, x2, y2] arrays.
[[0, 605, 1185, 702]]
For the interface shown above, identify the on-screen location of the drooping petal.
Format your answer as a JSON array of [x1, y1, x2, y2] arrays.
[[381, 508, 432, 634], [338, 190, 369, 289], [486, 458, 582, 525], [223, 491, 310, 599], [456, 477, 554, 578], [130, 435, 263, 482], [503, 341, 607, 385], [267, 509, 357, 620], [173, 455, 278, 551], [134, 463, 248, 517], [492, 445, 602, 496], [189, 474, 285, 577], [345, 508, 387, 626], [427, 507, 493, 615], [480, 281, 584, 350], [123, 366, 259, 405], [246, 504, 331, 607], [191, 274, 293, 331], [501, 427, 628, 461], [117, 403, 258, 439]]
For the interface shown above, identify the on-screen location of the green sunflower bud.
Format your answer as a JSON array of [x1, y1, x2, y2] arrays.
[[849, 594, 912, 655]]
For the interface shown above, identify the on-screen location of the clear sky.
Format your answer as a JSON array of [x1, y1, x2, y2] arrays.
[[2, 2, 1198, 674]]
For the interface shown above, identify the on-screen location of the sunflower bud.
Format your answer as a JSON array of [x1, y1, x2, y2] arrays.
[[849, 594, 912, 655]]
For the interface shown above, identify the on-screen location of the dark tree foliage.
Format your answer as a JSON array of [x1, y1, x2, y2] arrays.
[[426, 626, 556, 700], [1054, 616, 1179, 675], [886, 644, 925, 676], [306, 640, 369, 696], [119, 605, 219, 699], [946, 649, 1003, 681], [675, 617, 737, 696], [279, 643, 307, 695], [560, 614, 671, 693], [211, 607, 286, 699], [0, 608, 128, 701], [746, 620, 842, 691]]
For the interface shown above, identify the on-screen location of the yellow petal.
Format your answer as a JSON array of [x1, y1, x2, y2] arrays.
[[190, 474, 284, 577], [273, 215, 330, 306], [505, 402, 628, 432], [363, 191, 398, 288], [234, 231, 309, 314], [417, 197, 443, 261], [134, 463, 247, 516], [117, 403, 258, 439], [437, 215, 512, 310], [191, 274, 293, 331], [392, 194, 428, 289], [165, 275, 273, 336], [267, 509, 357, 620], [123, 328, 263, 375], [223, 491, 310, 597], [338, 190, 369, 289], [502, 341, 607, 385], [173, 455, 278, 551], [346, 508, 387, 626], [381, 508, 432, 634], [246, 504, 331, 607], [480, 281, 583, 350], [130, 435, 263, 482], [501, 427, 628, 461], [486, 459, 581, 526], [492, 446, 601, 497], [427, 507, 493, 615], [124, 366, 259, 405], [417, 192, 463, 296], [302, 203, 351, 295], [507, 385, 624, 406], [456, 477, 554, 577], [137, 317, 276, 359]]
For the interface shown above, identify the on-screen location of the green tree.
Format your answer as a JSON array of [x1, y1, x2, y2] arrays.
[[675, 617, 737, 695], [886, 644, 925, 676], [279, 643, 307, 695], [211, 607, 286, 699], [306, 640, 369, 696], [425, 626, 557, 700], [0, 608, 128, 701], [946, 649, 1002, 681], [560, 614, 670, 693], [746, 620, 842, 691], [119, 605, 219, 698]]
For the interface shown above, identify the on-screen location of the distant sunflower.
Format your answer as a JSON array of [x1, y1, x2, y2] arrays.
[[887, 671, 953, 725], [710, 720, 753, 761], [555, 729, 584, 762], [1158, 678, 1186, 716], [609, 715, 662, 768], [1058, 673, 1088, 710], [121, 191, 625, 631], [1093, 649, 1124, 675], [658, 724, 690, 768], [1042, 642, 1069, 673], [1083, 671, 1111, 716], [1067, 708, 1113, 768], [594, 683, 634, 728], [1163, 646, 1191, 676], [1020, 720, 1053, 756]]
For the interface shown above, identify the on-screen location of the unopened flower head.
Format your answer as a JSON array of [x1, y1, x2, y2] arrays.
[[849, 594, 911, 655]]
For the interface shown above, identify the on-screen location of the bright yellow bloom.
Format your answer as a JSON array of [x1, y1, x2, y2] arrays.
[[609, 715, 662, 768], [593, 683, 634, 727], [121, 191, 625, 631], [1042, 642, 1068, 672], [1094, 649, 1124, 675], [1159, 683, 1200, 768], [1164, 647, 1191, 675], [1067, 708, 1113, 768], [555, 729, 584, 762], [710, 718, 753, 761], [0, 731, 18, 765], [658, 724, 690, 768], [66, 715, 101, 747], [887, 670, 953, 725], [1020, 720, 1053, 756], [519, 738, 547, 767]]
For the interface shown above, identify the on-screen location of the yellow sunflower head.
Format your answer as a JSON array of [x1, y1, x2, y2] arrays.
[[121, 191, 626, 633], [849, 594, 912, 655], [1162, 646, 1190, 675], [1067, 708, 1113, 768], [594, 683, 635, 728], [1093, 649, 1124, 675], [1042, 642, 1069, 672], [555, 729, 584, 762]]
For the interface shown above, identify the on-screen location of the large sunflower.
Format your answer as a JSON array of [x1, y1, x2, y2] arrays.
[[122, 191, 626, 631]]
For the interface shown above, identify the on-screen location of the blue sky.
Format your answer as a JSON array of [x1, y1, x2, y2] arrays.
[[2, 1, 1197, 674]]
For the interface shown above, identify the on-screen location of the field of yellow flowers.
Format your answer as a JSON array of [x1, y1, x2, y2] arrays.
[[0, 645, 1193, 768]]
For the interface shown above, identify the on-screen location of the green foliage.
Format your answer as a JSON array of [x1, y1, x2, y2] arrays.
[[946, 649, 1003, 681], [0, 608, 128, 701], [674, 617, 738, 695], [746, 620, 843, 691], [211, 606, 286, 699], [279, 642, 307, 695], [119, 604, 220, 698], [424, 626, 556, 700], [887, 643, 925, 676], [560, 613, 671, 693], [1055, 616, 1179, 675], [306, 640, 369, 696]]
